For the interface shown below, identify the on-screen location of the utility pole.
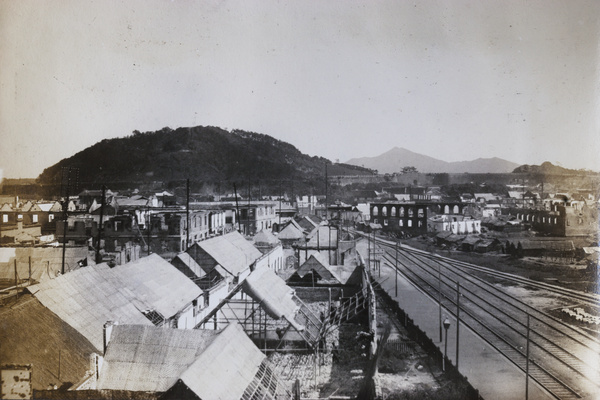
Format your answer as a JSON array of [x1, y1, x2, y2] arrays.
[[61, 167, 72, 275], [233, 183, 241, 232], [325, 163, 328, 220], [395, 241, 398, 297], [147, 202, 151, 256], [526, 313, 530, 400], [96, 185, 106, 263], [438, 262, 442, 342], [456, 281, 460, 370], [186, 178, 190, 249]]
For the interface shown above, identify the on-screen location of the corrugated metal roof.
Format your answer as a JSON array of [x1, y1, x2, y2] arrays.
[[97, 324, 220, 392], [109, 254, 202, 319], [242, 267, 298, 321], [28, 264, 153, 351], [197, 231, 262, 277], [180, 323, 266, 400]]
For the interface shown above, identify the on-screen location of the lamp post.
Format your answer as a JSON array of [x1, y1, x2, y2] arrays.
[[443, 318, 450, 372]]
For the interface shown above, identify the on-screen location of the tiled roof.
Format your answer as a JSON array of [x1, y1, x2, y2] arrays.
[[28, 264, 153, 351], [109, 254, 202, 319]]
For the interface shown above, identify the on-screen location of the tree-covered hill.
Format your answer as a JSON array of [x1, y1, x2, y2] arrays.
[[37, 126, 374, 192]]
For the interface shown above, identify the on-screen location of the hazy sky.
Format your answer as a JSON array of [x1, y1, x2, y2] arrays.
[[1, 0, 599, 179]]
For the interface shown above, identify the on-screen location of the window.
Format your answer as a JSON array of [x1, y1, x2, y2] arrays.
[[2, 214, 7, 223], [372, 207, 378, 216], [382, 207, 387, 217], [49, 214, 54, 222], [391, 207, 396, 217], [17, 214, 23, 220], [399, 207, 405, 217], [408, 220, 413, 227], [114, 221, 122, 231], [32, 214, 38, 223], [373, 218, 378, 224], [384, 219, 388, 226], [408, 208, 414, 217], [399, 220, 404, 227], [418, 208, 424, 218], [418, 221, 423, 227]]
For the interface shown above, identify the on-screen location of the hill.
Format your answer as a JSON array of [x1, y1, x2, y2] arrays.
[[36, 126, 374, 192], [346, 147, 520, 174]]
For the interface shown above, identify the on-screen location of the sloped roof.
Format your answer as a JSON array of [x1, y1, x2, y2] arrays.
[[172, 252, 206, 279], [116, 197, 149, 207], [253, 229, 280, 246], [277, 220, 305, 240], [297, 252, 341, 283], [242, 267, 299, 321], [196, 231, 262, 277], [462, 236, 481, 246], [0, 295, 96, 390], [28, 264, 153, 351], [109, 254, 203, 319], [180, 323, 266, 400], [37, 202, 62, 212], [97, 324, 220, 392]]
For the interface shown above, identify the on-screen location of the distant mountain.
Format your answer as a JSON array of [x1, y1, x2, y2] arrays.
[[37, 126, 374, 191], [346, 147, 520, 174]]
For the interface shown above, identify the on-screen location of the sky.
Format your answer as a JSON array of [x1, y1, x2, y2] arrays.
[[1, 0, 599, 179]]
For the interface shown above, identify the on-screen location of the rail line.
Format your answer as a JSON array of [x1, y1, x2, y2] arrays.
[[362, 234, 600, 399]]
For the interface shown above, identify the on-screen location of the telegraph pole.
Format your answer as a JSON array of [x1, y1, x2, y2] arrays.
[[186, 178, 190, 249], [95, 185, 106, 263], [61, 167, 71, 275], [456, 281, 461, 370]]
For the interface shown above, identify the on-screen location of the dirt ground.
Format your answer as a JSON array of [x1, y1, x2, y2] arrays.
[[374, 300, 476, 400]]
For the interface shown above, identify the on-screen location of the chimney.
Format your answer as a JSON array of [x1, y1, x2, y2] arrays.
[[103, 321, 116, 355]]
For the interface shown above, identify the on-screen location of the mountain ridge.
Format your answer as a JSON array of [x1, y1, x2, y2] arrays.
[[346, 147, 520, 174]]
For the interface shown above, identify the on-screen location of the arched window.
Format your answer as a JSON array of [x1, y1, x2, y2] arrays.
[[399, 207, 405, 217], [382, 207, 388, 217], [453, 205, 459, 214], [372, 207, 378, 216], [391, 207, 396, 217], [408, 208, 414, 217], [444, 205, 450, 214]]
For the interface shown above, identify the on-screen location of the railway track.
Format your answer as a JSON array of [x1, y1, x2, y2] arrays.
[[363, 234, 600, 399]]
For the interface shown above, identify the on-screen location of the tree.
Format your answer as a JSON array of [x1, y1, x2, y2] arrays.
[[402, 166, 418, 174]]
